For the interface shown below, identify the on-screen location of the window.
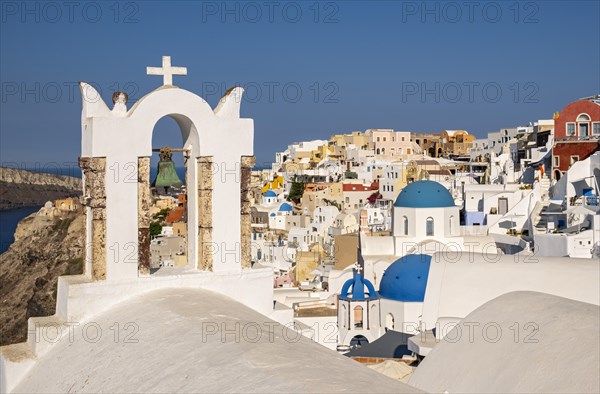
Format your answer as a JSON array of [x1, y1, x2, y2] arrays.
[[577, 114, 591, 121], [593, 122, 600, 136], [354, 306, 364, 329], [553, 156, 560, 167], [386, 313, 395, 331], [403, 216, 409, 235], [377, 137, 380, 142], [579, 123, 589, 138], [426, 217, 434, 236], [570, 155, 579, 165], [566, 123, 576, 136], [449, 215, 454, 235]]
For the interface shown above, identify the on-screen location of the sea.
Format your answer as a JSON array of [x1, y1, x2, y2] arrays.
[[0, 207, 40, 254]]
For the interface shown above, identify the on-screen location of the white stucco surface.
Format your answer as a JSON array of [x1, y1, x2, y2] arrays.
[[421, 253, 600, 330], [410, 291, 600, 393], [80, 83, 253, 277], [12, 288, 419, 393]]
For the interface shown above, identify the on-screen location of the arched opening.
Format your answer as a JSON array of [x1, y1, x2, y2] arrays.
[[370, 304, 377, 329], [385, 313, 395, 331], [426, 217, 434, 236], [554, 169, 562, 181], [350, 335, 369, 349], [577, 113, 590, 138], [340, 304, 347, 328], [449, 215, 454, 235], [353, 305, 364, 329], [403, 216, 409, 236], [142, 114, 199, 275], [376, 148, 380, 155]]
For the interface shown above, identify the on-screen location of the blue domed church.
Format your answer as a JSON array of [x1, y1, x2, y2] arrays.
[[337, 254, 434, 346], [337, 270, 380, 346], [392, 180, 460, 243], [358, 180, 466, 281]]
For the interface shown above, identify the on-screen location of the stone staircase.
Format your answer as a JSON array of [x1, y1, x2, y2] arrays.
[[540, 174, 551, 200], [531, 200, 551, 233]]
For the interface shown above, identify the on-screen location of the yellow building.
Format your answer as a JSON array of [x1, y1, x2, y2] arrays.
[[333, 233, 358, 270], [301, 183, 343, 213], [54, 197, 79, 211], [329, 131, 370, 149], [309, 144, 334, 166], [440, 130, 476, 157], [294, 244, 325, 284], [172, 222, 187, 237], [261, 174, 284, 194]]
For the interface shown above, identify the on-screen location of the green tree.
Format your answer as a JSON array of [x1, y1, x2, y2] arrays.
[[150, 221, 163, 237], [287, 179, 305, 203], [344, 171, 358, 179]]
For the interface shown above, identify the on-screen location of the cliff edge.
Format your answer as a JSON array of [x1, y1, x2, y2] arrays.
[[0, 206, 85, 345], [0, 167, 82, 210]]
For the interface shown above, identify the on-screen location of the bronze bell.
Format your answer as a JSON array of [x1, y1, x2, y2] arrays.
[[152, 147, 183, 192]]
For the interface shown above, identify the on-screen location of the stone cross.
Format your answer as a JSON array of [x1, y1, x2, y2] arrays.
[[146, 56, 187, 86]]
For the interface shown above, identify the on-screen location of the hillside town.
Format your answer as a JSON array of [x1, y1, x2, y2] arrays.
[[143, 94, 600, 363], [2, 54, 598, 393]]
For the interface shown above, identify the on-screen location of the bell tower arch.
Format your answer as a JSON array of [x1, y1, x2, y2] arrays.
[[79, 56, 254, 281]]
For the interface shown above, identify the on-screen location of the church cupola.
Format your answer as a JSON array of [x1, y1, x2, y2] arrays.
[[337, 269, 381, 348]]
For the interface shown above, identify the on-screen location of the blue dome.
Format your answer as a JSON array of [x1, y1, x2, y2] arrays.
[[394, 180, 455, 208], [339, 271, 378, 301], [279, 202, 293, 212], [263, 190, 277, 197], [379, 254, 431, 302]]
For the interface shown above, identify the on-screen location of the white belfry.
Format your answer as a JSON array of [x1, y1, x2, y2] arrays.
[[146, 55, 187, 86]]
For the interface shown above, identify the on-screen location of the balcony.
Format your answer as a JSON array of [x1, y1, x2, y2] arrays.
[[555, 134, 600, 143]]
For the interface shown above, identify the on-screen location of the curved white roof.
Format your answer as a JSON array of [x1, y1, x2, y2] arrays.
[[13, 288, 417, 393], [410, 291, 600, 393]]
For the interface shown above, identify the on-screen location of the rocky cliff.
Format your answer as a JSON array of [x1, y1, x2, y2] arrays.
[[0, 167, 82, 210], [0, 206, 85, 346]]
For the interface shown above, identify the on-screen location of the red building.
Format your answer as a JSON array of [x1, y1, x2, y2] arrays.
[[552, 96, 600, 180]]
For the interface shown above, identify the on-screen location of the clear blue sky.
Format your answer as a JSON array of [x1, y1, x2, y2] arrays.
[[1, 0, 599, 168]]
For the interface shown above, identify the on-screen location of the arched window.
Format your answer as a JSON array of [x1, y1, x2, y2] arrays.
[[577, 113, 591, 138], [577, 114, 591, 121], [354, 305, 364, 329], [370, 304, 377, 329], [426, 217, 434, 236], [403, 216, 409, 235], [449, 215, 454, 235], [341, 304, 347, 328], [376, 148, 380, 155], [386, 313, 395, 331]]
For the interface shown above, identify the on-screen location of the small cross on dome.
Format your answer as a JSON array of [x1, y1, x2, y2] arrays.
[[146, 56, 187, 86]]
